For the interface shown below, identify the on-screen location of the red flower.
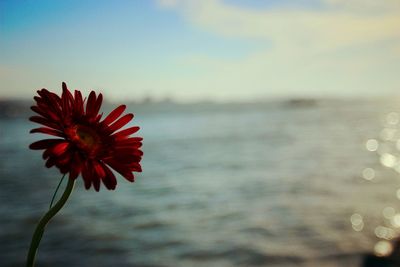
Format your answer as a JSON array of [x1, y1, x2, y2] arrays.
[[29, 82, 143, 191]]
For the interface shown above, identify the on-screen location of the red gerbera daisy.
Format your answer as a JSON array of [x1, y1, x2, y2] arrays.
[[29, 82, 143, 191]]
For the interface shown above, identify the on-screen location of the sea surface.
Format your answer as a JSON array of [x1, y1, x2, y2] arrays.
[[2, 99, 400, 267]]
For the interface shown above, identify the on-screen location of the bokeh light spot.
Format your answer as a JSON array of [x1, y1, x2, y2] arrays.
[[380, 153, 397, 168], [391, 214, 400, 228], [366, 139, 379, 152], [383, 207, 396, 219], [350, 213, 364, 231], [362, 168, 375, 180], [387, 112, 399, 125], [375, 226, 395, 240], [374, 241, 393, 257]]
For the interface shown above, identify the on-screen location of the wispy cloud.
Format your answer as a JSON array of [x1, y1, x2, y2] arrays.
[[155, 0, 400, 99], [157, 0, 400, 47]]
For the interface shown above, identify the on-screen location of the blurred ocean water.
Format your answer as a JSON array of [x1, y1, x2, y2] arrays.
[[1, 99, 400, 267]]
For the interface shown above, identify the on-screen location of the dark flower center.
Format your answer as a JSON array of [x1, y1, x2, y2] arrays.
[[76, 126, 97, 147], [66, 125, 101, 156]]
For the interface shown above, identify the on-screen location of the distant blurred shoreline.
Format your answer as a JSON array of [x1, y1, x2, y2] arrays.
[[0, 97, 395, 119]]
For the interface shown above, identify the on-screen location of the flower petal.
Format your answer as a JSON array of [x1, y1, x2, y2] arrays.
[[30, 106, 58, 121], [102, 105, 126, 125], [86, 91, 97, 116], [30, 127, 64, 137], [113, 148, 143, 158], [128, 162, 142, 172], [29, 139, 64, 150], [50, 142, 70, 156], [93, 93, 103, 116], [81, 163, 93, 190], [29, 116, 61, 130], [92, 161, 105, 191], [45, 158, 56, 168], [115, 138, 143, 148], [74, 90, 84, 114], [113, 126, 140, 139], [106, 113, 133, 133], [36, 103, 61, 122], [104, 159, 135, 182], [61, 82, 74, 114], [101, 163, 117, 190], [37, 89, 62, 116], [69, 153, 82, 180]]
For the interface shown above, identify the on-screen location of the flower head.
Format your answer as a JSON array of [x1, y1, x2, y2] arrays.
[[29, 82, 143, 191]]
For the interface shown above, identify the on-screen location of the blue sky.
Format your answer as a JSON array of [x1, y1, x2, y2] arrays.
[[1, 0, 399, 101]]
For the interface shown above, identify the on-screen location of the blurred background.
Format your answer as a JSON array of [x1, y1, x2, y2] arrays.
[[1, 0, 400, 266]]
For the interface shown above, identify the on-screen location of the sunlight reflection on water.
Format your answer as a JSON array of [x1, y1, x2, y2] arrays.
[[353, 110, 400, 259]]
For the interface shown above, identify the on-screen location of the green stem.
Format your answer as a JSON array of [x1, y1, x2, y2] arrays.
[[49, 174, 66, 209], [26, 177, 75, 267]]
